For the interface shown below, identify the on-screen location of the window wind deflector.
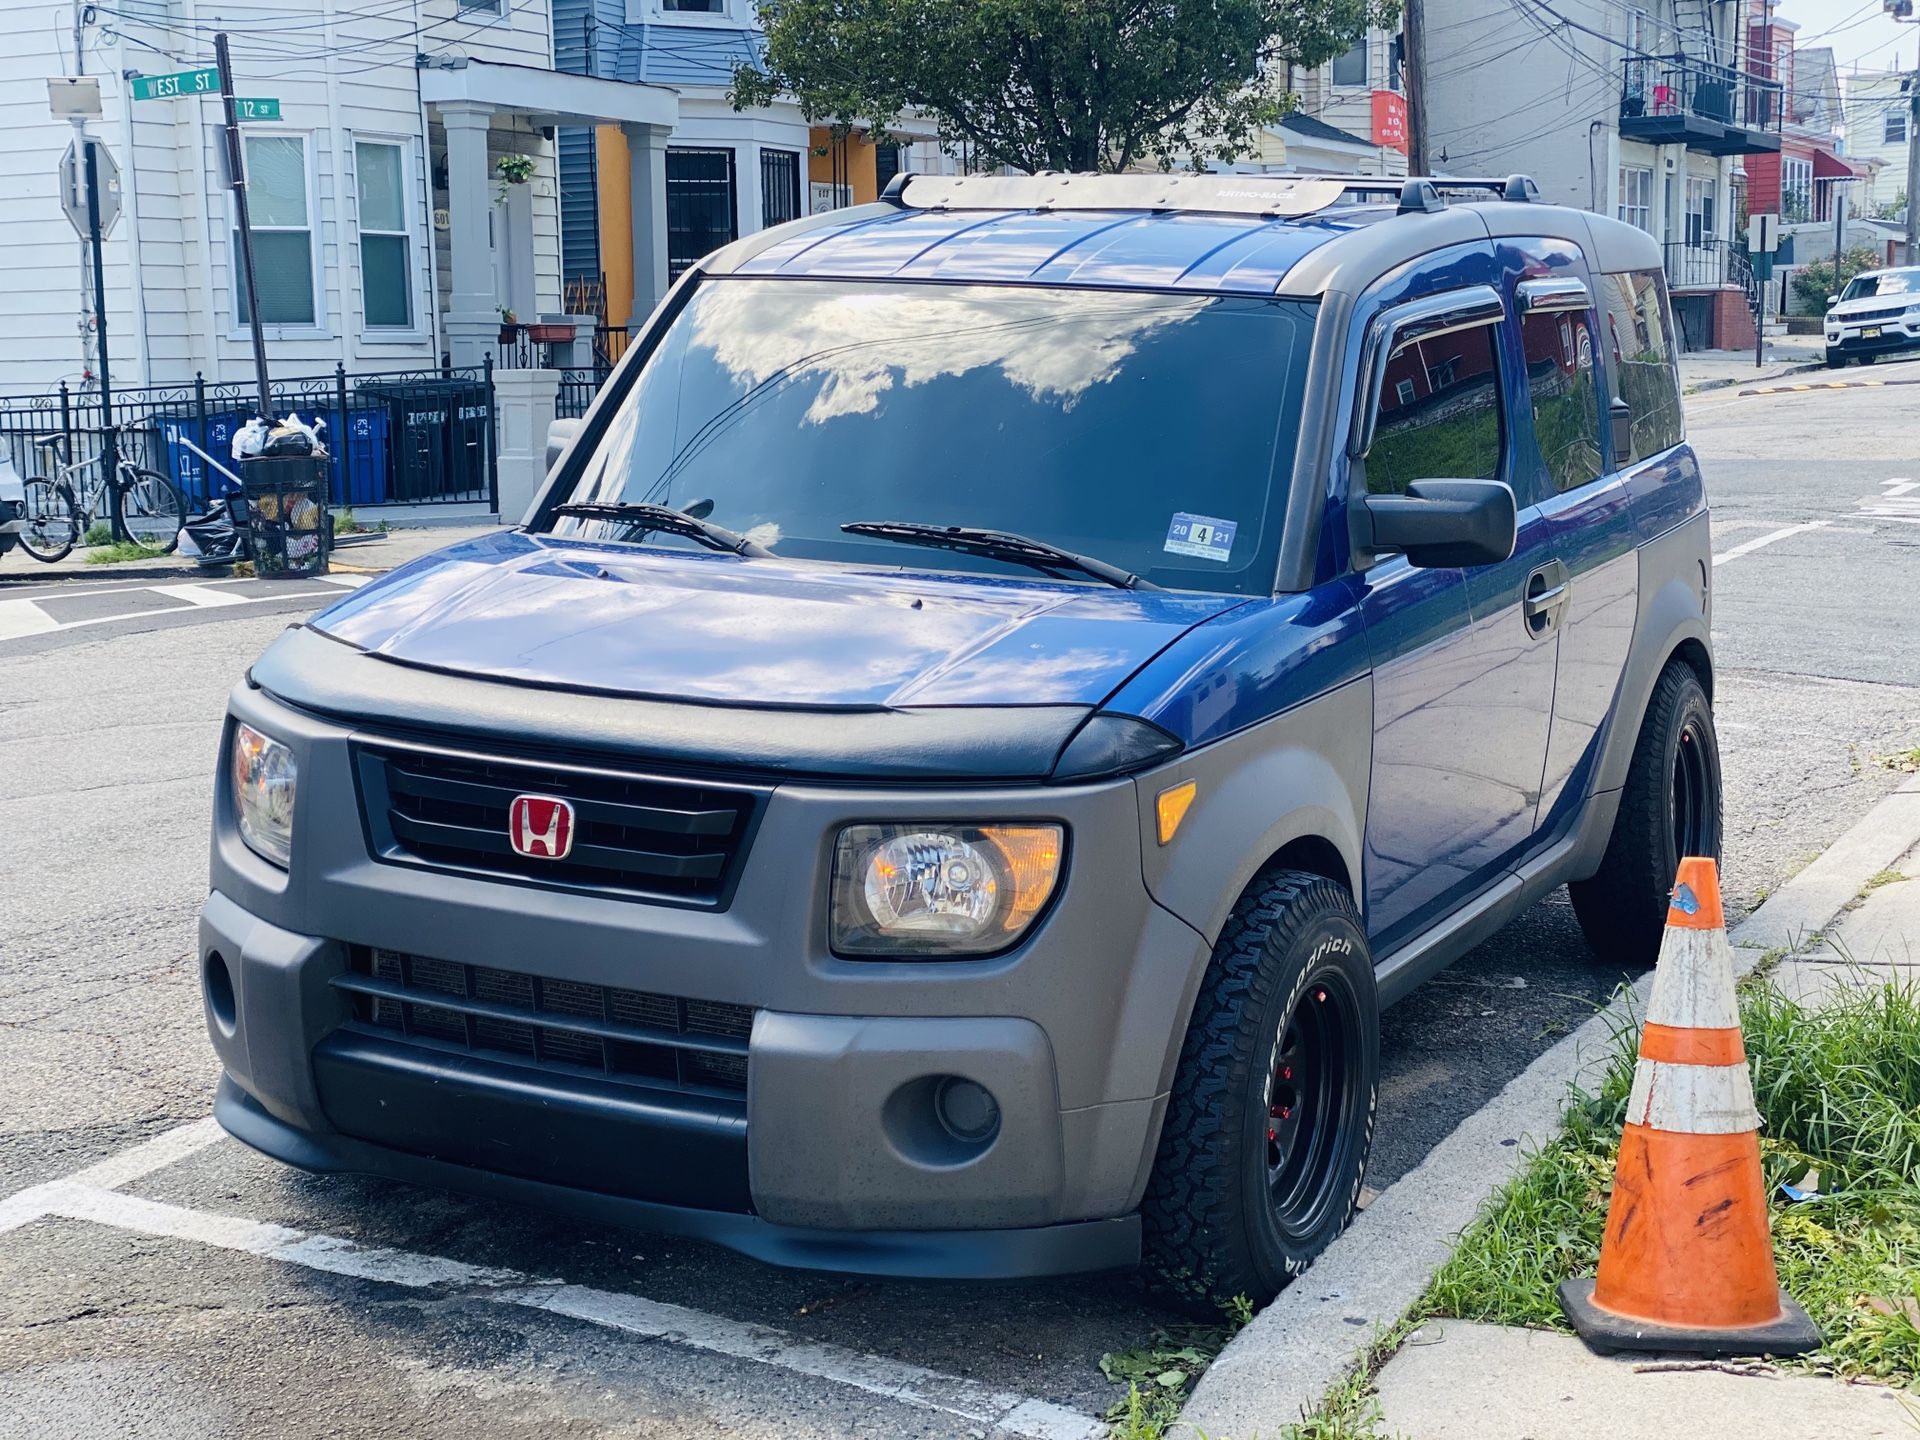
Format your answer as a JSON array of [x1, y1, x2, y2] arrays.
[[840, 521, 1160, 591], [1518, 277, 1593, 313], [552, 501, 773, 557]]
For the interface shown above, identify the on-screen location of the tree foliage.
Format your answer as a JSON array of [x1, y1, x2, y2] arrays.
[[732, 0, 1398, 174], [1792, 246, 1887, 312]]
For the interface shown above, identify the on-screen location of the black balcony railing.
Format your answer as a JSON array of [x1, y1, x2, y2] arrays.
[[1620, 53, 1783, 155]]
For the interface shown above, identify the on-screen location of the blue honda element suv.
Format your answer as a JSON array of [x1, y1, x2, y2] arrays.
[[203, 172, 1719, 1309]]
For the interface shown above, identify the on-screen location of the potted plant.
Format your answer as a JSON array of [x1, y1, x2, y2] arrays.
[[495, 153, 535, 202], [498, 306, 519, 345], [526, 317, 577, 345]]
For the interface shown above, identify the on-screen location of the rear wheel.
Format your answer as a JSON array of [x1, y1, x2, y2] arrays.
[[17, 478, 77, 562], [1142, 870, 1378, 1313], [114, 468, 186, 555], [1570, 661, 1722, 964]]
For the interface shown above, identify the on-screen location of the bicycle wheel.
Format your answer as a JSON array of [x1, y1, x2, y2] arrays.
[[17, 478, 78, 563], [114, 468, 187, 555]]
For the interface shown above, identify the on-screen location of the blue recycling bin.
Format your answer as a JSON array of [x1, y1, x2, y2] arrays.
[[330, 404, 390, 508], [155, 410, 246, 510]]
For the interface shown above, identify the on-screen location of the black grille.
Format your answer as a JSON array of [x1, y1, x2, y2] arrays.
[[1849, 304, 1910, 324], [357, 743, 759, 904], [339, 947, 754, 1094]]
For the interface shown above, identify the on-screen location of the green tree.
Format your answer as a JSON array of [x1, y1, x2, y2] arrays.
[[1792, 245, 1886, 312], [732, 0, 1398, 175]]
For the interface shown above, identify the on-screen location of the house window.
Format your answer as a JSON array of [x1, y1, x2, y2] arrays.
[[1331, 38, 1367, 88], [234, 133, 315, 327], [666, 146, 737, 278], [662, 0, 723, 10], [1887, 111, 1909, 146], [1780, 156, 1813, 224], [1521, 307, 1603, 493], [1367, 319, 1503, 496], [761, 147, 802, 228], [355, 141, 412, 329], [457, 0, 501, 13], [1617, 164, 1653, 234], [873, 142, 903, 191], [1684, 176, 1716, 248]]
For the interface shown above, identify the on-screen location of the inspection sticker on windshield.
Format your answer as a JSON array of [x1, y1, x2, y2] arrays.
[[1165, 513, 1238, 562]]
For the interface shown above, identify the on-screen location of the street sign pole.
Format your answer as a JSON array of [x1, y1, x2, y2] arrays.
[[83, 137, 121, 539], [215, 32, 273, 423]]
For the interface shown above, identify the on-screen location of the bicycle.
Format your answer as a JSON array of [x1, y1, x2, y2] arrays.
[[15, 426, 187, 563]]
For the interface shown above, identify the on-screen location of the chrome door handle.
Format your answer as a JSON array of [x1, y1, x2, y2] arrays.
[[1523, 581, 1568, 617]]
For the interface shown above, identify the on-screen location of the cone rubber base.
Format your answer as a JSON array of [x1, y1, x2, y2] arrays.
[[1558, 1278, 1822, 1357]]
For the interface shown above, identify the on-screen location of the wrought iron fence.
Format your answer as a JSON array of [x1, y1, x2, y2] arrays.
[[0, 360, 497, 512]]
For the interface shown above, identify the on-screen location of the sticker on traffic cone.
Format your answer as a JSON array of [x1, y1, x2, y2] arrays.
[[1558, 857, 1821, 1356]]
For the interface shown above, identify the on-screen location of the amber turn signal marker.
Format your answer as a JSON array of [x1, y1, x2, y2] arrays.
[[980, 825, 1064, 933], [1156, 781, 1198, 845]]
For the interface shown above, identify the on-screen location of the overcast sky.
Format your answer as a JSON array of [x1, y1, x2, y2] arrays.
[[1776, 0, 1916, 75]]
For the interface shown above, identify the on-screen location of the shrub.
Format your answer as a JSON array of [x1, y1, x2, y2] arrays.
[[1792, 246, 1886, 312]]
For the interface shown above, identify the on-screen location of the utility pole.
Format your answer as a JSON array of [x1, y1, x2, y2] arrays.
[[1906, 68, 1918, 265], [70, 4, 121, 536], [1404, 0, 1429, 174], [215, 32, 273, 421]]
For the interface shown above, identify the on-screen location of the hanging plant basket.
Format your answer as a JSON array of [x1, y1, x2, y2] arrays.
[[495, 154, 536, 201]]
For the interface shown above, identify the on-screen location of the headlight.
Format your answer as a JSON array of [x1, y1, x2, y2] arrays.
[[230, 721, 297, 867], [830, 823, 1064, 957]]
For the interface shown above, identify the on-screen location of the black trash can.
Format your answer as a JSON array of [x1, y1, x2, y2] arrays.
[[242, 455, 330, 578]]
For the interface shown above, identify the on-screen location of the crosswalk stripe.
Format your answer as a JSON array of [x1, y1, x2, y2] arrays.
[[0, 598, 57, 640], [150, 582, 251, 608]]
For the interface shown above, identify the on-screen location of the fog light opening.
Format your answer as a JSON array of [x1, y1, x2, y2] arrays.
[[204, 950, 237, 1036], [934, 1076, 1001, 1145]]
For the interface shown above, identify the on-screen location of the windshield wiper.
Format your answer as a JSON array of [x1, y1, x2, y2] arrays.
[[840, 521, 1157, 591], [553, 501, 772, 557]]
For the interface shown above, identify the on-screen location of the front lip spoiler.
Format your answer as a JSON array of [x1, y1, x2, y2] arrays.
[[214, 1075, 1142, 1280]]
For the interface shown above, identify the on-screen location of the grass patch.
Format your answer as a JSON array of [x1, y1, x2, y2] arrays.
[[1424, 978, 1920, 1383], [1877, 747, 1920, 775], [84, 541, 171, 565], [1863, 869, 1911, 893], [1101, 1297, 1252, 1440], [82, 521, 114, 548]]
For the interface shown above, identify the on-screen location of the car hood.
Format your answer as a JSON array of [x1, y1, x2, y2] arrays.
[[1829, 293, 1917, 319], [307, 531, 1244, 709]]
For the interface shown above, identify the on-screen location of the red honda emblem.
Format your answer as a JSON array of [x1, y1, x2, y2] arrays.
[[509, 794, 575, 859]]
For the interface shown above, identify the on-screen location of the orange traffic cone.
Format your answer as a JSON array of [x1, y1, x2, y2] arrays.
[[1558, 857, 1821, 1356]]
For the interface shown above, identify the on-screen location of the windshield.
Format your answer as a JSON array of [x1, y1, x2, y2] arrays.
[[1842, 270, 1920, 301], [548, 279, 1315, 595]]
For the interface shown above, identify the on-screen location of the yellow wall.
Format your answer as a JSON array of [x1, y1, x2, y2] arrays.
[[808, 128, 880, 205], [596, 124, 635, 328]]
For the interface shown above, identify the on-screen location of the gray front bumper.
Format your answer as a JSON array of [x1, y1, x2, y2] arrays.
[[200, 679, 1210, 1274]]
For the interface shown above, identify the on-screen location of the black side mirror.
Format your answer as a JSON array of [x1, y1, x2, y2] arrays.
[[1361, 479, 1516, 569], [1609, 397, 1633, 467], [546, 418, 583, 476]]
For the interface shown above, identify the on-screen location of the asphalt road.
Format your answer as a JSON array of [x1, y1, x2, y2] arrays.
[[3, 363, 1919, 1436]]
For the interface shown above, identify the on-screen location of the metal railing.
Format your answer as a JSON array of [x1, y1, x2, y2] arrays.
[[0, 360, 497, 512], [1620, 52, 1782, 136], [1662, 239, 1757, 302]]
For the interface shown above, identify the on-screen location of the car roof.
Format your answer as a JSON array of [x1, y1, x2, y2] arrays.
[[705, 173, 1664, 300]]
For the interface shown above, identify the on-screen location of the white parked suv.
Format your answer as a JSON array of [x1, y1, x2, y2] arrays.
[[1825, 266, 1920, 367]]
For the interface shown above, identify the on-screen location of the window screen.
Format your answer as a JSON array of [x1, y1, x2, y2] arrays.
[[1598, 270, 1684, 463], [1522, 308, 1604, 493], [356, 141, 412, 328], [1367, 320, 1503, 496], [235, 134, 314, 326]]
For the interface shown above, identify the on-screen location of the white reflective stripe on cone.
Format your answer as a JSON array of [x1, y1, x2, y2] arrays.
[[1626, 1057, 1760, 1134], [1644, 924, 1741, 1031]]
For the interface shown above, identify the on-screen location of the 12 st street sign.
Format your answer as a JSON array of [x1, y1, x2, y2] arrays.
[[131, 67, 219, 100], [233, 98, 281, 121]]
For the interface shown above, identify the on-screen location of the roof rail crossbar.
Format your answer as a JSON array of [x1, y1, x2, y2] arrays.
[[876, 171, 1542, 221]]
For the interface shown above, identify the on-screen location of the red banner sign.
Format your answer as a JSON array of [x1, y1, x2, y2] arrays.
[[1372, 91, 1408, 153]]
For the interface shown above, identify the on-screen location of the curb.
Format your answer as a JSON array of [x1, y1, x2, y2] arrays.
[[1180, 776, 1920, 1439], [1684, 359, 1822, 395]]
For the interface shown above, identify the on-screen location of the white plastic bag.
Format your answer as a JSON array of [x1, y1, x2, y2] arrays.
[[231, 417, 270, 461]]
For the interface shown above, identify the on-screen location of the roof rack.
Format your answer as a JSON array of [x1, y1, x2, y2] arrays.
[[879, 171, 1541, 220]]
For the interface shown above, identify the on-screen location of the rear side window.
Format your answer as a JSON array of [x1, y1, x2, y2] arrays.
[[1521, 308, 1604, 493], [1367, 319, 1503, 496], [1598, 269, 1684, 463]]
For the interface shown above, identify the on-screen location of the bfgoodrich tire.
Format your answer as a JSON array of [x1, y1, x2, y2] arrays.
[[1570, 660, 1722, 965], [1142, 870, 1378, 1313]]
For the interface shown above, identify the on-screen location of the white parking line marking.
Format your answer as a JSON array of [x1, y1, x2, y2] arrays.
[[318, 573, 370, 588], [0, 1118, 225, 1234], [150, 582, 250, 608], [25, 1183, 1103, 1439], [0, 589, 338, 642], [0, 598, 58, 640], [1711, 520, 1832, 567]]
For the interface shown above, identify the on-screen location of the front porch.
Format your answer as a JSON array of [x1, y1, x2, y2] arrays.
[[419, 60, 679, 371]]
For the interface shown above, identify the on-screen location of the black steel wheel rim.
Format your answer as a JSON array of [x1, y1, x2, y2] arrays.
[[1264, 969, 1361, 1239], [1672, 715, 1714, 860]]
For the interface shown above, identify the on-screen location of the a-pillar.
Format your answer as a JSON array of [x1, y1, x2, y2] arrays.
[[442, 101, 498, 370], [622, 121, 671, 321]]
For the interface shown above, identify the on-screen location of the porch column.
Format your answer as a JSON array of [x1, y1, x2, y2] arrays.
[[622, 121, 671, 319], [443, 101, 498, 370]]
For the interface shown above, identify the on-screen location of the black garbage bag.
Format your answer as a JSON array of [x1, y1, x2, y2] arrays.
[[178, 490, 252, 568]]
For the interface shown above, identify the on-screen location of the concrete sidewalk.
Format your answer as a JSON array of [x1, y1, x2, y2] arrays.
[[1679, 332, 1826, 394], [1365, 830, 1920, 1440], [0, 521, 503, 586]]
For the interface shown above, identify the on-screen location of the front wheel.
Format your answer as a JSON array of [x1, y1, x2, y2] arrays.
[[114, 468, 186, 555], [17, 478, 78, 562], [1570, 661, 1722, 964], [1142, 870, 1378, 1312], [1825, 348, 1845, 368]]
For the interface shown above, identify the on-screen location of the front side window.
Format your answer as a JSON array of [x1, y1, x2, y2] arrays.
[[1842, 269, 1920, 300], [1331, 39, 1368, 87], [550, 280, 1315, 595], [1521, 308, 1603, 493], [1366, 319, 1503, 497], [355, 141, 412, 329], [1598, 269, 1684, 463], [236, 134, 315, 327]]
